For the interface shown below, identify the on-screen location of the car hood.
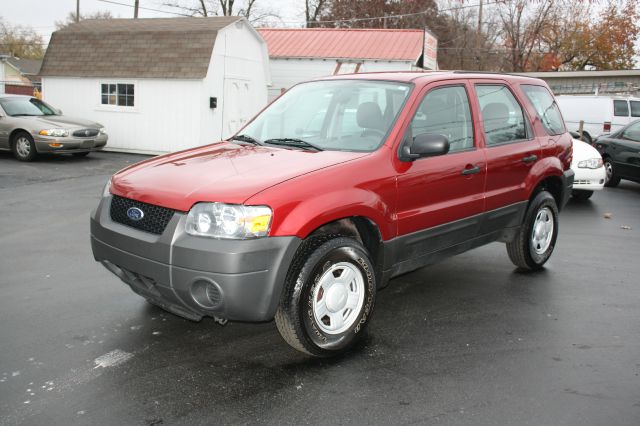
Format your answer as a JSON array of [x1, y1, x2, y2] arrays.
[[19, 115, 102, 128], [571, 138, 602, 165], [110, 142, 368, 212]]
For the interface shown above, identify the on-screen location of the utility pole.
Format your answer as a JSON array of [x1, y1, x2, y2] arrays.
[[476, 0, 483, 69], [134, 0, 139, 18], [76, 0, 80, 22]]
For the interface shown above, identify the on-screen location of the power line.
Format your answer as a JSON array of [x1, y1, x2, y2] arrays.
[[273, 1, 502, 25], [96, 0, 501, 25], [96, 0, 191, 16]]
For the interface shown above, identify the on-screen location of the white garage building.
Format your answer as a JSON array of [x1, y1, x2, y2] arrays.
[[258, 28, 435, 101], [39, 17, 270, 154]]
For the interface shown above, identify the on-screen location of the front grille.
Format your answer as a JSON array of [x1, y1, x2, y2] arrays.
[[73, 128, 99, 137], [110, 195, 174, 235]]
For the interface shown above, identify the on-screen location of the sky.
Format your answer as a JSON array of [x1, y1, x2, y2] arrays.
[[0, 0, 302, 44]]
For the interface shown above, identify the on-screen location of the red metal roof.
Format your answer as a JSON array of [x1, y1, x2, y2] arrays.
[[257, 28, 424, 62]]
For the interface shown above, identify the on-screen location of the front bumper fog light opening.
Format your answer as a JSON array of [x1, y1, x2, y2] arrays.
[[191, 279, 223, 309]]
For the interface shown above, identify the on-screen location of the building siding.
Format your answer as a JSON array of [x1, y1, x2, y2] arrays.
[[267, 58, 414, 101]]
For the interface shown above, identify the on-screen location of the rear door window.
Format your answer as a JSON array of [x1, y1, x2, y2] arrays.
[[521, 85, 565, 135], [476, 84, 528, 145], [614, 100, 629, 117]]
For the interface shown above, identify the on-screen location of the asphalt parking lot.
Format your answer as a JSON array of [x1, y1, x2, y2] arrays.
[[1, 150, 639, 426]]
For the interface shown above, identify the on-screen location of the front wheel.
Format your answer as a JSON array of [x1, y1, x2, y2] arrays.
[[72, 152, 90, 157], [507, 191, 559, 271], [12, 131, 37, 162], [275, 236, 376, 357], [603, 158, 620, 187]]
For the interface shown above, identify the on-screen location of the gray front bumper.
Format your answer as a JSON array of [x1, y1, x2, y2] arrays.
[[90, 196, 301, 322], [35, 134, 108, 153]]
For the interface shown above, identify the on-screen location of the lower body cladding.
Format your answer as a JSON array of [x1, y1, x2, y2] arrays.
[[90, 195, 301, 322]]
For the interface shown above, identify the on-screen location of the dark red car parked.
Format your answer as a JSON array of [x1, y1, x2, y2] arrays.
[[91, 72, 573, 356]]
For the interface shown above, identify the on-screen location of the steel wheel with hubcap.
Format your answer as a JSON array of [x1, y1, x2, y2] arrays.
[[312, 261, 365, 335], [12, 132, 37, 162], [275, 236, 376, 357], [530, 207, 554, 255], [507, 190, 559, 270]]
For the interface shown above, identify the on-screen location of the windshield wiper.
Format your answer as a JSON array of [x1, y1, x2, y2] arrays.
[[263, 138, 324, 151], [11, 114, 38, 117], [230, 134, 263, 145]]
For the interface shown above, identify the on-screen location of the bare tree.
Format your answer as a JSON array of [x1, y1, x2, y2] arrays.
[[305, 0, 329, 28], [55, 10, 114, 30], [496, 0, 556, 72], [0, 18, 45, 59], [162, 0, 276, 23]]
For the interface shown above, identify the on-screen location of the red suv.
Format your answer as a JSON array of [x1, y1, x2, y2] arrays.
[[91, 72, 573, 356]]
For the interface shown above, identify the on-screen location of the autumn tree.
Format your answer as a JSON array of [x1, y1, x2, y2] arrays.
[[565, 1, 640, 70], [55, 11, 114, 30], [0, 18, 45, 59]]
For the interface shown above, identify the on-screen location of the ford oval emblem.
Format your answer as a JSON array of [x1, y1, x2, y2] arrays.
[[127, 207, 144, 221]]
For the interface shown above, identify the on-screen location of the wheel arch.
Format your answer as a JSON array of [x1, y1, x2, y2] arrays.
[[9, 128, 33, 147], [529, 174, 563, 211], [306, 216, 387, 288]]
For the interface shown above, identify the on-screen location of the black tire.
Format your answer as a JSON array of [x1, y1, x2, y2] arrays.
[[11, 131, 37, 162], [507, 191, 559, 271], [603, 158, 620, 187], [571, 190, 593, 201], [275, 236, 376, 357], [72, 152, 90, 157]]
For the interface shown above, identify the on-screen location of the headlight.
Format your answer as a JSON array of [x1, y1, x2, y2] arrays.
[[99, 127, 106, 135], [577, 158, 603, 169], [101, 177, 112, 197], [38, 128, 69, 137], [185, 203, 272, 239]]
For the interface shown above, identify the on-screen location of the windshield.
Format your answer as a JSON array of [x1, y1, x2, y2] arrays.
[[238, 80, 412, 152], [0, 97, 58, 117]]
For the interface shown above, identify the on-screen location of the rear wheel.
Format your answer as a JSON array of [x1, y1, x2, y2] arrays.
[[275, 236, 376, 357], [571, 190, 593, 201], [507, 191, 559, 271], [603, 158, 620, 187], [12, 131, 37, 162]]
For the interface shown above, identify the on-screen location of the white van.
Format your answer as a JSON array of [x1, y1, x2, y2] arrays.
[[555, 95, 640, 143]]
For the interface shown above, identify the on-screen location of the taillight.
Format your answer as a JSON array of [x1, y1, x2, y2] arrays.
[[603, 122, 611, 132]]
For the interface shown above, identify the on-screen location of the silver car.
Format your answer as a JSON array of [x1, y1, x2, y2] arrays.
[[0, 95, 108, 161]]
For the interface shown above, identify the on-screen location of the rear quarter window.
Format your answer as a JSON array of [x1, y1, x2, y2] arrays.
[[614, 100, 629, 117], [521, 85, 566, 135]]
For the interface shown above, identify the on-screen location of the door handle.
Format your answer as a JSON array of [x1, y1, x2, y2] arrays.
[[522, 155, 538, 164], [461, 165, 481, 175]]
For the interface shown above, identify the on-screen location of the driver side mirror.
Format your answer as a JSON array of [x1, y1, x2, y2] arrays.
[[401, 133, 450, 161], [56, 108, 63, 115]]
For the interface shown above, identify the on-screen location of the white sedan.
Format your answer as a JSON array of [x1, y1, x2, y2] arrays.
[[571, 139, 606, 200]]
